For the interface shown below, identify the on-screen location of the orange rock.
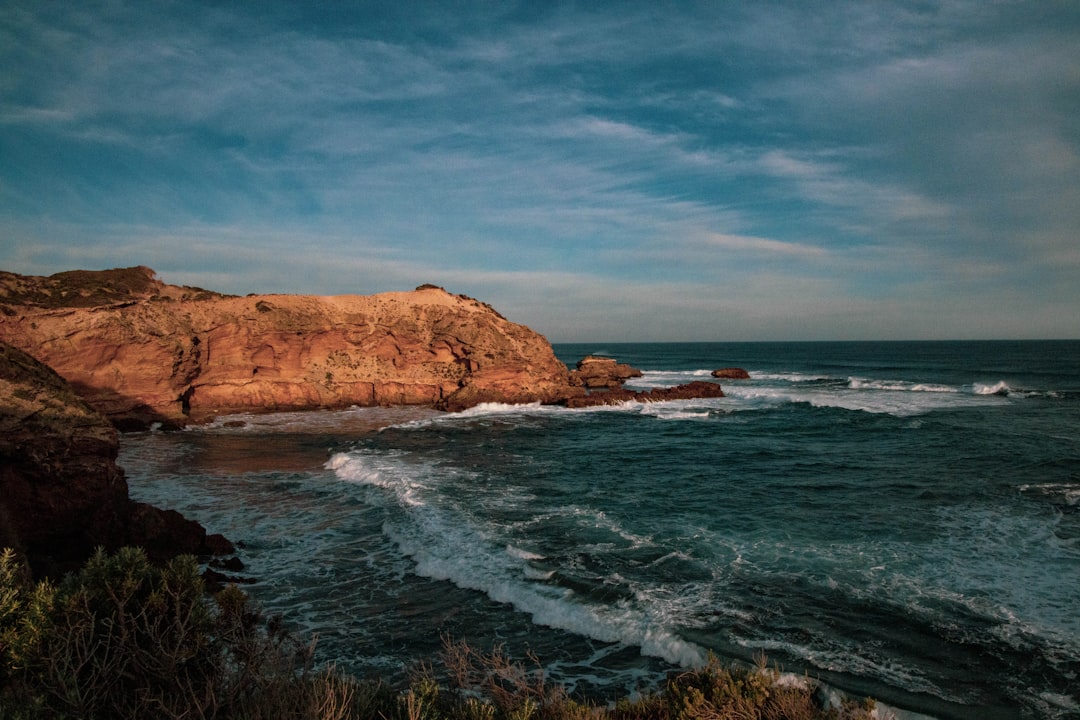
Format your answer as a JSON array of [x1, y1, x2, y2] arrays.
[[568, 355, 643, 389], [0, 267, 578, 426]]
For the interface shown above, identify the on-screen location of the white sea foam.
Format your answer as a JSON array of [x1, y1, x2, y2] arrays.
[[640, 401, 717, 421], [973, 380, 1012, 395], [721, 380, 1007, 417], [1019, 483, 1080, 506], [848, 377, 957, 393], [740, 638, 945, 699], [326, 448, 708, 669], [633, 369, 713, 389], [506, 544, 546, 561], [752, 371, 836, 382], [456, 401, 545, 416]]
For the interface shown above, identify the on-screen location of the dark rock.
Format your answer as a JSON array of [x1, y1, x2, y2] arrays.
[[125, 502, 208, 563], [560, 380, 725, 408], [211, 556, 245, 572], [0, 340, 230, 578], [712, 367, 750, 379], [202, 567, 256, 592], [206, 533, 236, 555]]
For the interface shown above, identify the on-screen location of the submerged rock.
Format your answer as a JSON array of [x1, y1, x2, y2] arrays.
[[712, 367, 750, 379]]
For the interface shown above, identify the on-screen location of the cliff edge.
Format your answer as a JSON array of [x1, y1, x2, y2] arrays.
[[0, 267, 580, 427], [0, 341, 228, 577]]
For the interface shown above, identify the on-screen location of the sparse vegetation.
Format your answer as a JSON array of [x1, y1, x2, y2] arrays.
[[0, 267, 234, 309], [0, 547, 889, 720]]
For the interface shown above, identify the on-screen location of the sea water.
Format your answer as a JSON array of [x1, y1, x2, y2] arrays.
[[120, 341, 1080, 719]]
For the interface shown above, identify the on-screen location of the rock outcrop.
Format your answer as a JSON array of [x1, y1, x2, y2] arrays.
[[0, 268, 580, 426], [0, 341, 229, 577], [568, 355, 644, 389], [712, 367, 750, 379], [561, 380, 725, 408]]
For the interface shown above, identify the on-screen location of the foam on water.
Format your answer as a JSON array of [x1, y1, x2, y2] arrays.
[[848, 377, 958, 393], [631, 369, 1020, 418], [973, 380, 1011, 395], [751, 371, 838, 382], [327, 450, 709, 669]]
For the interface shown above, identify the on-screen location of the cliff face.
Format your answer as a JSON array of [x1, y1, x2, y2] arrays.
[[0, 341, 223, 577], [0, 267, 579, 426]]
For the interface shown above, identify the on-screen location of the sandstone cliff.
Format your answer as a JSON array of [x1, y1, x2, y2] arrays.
[[0, 341, 227, 577], [0, 267, 579, 426]]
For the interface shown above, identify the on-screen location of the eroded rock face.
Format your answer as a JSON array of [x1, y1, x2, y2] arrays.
[[568, 355, 644, 389], [0, 268, 579, 426], [0, 341, 224, 577]]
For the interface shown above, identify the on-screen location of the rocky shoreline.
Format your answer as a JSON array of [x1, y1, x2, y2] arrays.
[[0, 266, 734, 577], [0, 267, 732, 426], [0, 341, 234, 578]]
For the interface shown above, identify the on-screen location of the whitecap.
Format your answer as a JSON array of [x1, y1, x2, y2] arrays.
[[752, 371, 836, 382], [506, 544, 546, 561], [456, 401, 544, 416], [972, 380, 1011, 396], [848, 377, 958, 393]]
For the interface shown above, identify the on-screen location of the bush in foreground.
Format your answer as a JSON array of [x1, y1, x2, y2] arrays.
[[0, 547, 887, 720]]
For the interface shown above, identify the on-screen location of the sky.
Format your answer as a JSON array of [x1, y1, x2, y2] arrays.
[[2, 1, 1079, 341]]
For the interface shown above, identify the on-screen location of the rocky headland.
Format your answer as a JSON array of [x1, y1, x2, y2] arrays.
[[0, 340, 230, 577], [0, 267, 734, 425], [0, 267, 582, 426]]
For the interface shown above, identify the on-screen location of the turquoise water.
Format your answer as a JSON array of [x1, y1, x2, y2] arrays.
[[121, 341, 1080, 719]]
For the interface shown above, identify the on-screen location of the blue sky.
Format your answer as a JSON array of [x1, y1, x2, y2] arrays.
[[2, 1, 1079, 341]]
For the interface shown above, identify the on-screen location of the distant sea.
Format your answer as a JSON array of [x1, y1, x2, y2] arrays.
[[121, 341, 1080, 720]]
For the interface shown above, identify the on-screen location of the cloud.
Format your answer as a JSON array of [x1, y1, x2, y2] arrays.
[[1, 0, 1078, 340], [697, 232, 827, 259]]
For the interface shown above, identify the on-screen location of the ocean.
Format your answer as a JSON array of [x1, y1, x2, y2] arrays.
[[119, 341, 1080, 720]]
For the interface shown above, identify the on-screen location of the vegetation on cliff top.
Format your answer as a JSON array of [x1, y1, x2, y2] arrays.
[[0, 342, 100, 434], [0, 546, 888, 720], [0, 266, 230, 310]]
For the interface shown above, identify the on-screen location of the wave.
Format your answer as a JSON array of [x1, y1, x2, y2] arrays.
[[326, 450, 709, 669], [848, 377, 958, 393], [1019, 483, 1080, 507], [972, 380, 1012, 396], [721, 384, 1003, 417], [640, 406, 714, 421], [751, 371, 838, 383]]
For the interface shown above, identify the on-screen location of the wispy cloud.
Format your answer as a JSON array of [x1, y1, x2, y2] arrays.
[[697, 232, 827, 259], [2, 0, 1078, 340]]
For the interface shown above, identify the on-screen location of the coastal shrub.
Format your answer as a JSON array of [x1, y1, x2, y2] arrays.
[[0, 546, 889, 720], [0, 546, 337, 719]]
